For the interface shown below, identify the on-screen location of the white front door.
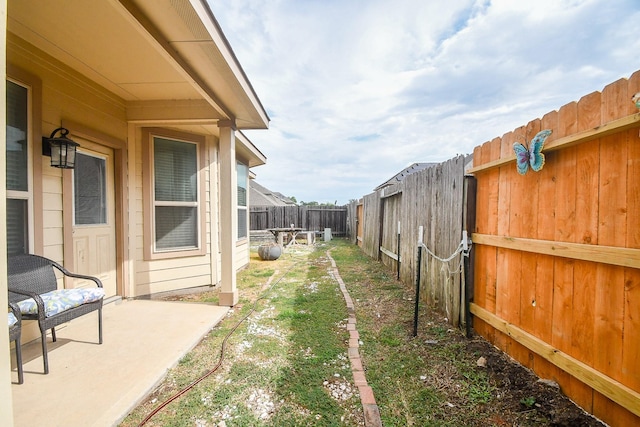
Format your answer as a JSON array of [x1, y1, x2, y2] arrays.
[[71, 144, 117, 297]]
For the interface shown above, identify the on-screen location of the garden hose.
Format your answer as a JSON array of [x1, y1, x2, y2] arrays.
[[137, 260, 297, 426]]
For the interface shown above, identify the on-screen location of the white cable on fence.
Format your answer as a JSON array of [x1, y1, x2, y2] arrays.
[[419, 238, 471, 276]]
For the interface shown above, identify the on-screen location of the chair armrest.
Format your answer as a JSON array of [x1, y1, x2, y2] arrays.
[[8, 288, 46, 320], [51, 263, 103, 288], [8, 302, 21, 323]]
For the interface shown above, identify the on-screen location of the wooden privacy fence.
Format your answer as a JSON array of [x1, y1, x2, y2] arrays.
[[348, 71, 640, 426], [250, 205, 348, 235], [468, 73, 640, 427], [348, 155, 471, 327]]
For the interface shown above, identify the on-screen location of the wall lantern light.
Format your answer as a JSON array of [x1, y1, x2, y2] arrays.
[[42, 127, 80, 169]]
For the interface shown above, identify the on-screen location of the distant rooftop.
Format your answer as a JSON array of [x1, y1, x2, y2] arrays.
[[374, 162, 436, 191], [250, 180, 296, 206]]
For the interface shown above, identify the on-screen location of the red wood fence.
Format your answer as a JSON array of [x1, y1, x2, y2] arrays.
[[468, 72, 640, 427]]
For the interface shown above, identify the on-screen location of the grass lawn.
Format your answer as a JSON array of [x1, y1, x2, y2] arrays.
[[121, 239, 602, 427]]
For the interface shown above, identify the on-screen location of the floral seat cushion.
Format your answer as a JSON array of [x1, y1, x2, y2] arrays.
[[8, 312, 18, 327], [17, 288, 105, 318]]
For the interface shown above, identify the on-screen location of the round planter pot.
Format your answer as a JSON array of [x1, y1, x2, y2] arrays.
[[258, 243, 282, 261]]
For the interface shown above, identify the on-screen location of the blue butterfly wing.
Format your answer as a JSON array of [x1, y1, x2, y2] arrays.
[[513, 143, 530, 175], [528, 129, 551, 172]]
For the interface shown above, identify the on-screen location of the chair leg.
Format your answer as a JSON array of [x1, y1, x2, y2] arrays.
[[98, 307, 103, 344], [41, 331, 49, 374], [51, 326, 57, 342], [15, 339, 23, 384]]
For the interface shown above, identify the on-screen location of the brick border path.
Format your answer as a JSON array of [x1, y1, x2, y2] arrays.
[[327, 250, 383, 427]]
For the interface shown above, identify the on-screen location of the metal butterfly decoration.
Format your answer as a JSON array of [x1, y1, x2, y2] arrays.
[[513, 129, 552, 175]]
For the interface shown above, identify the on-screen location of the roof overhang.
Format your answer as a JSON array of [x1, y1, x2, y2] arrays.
[[7, 0, 269, 131], [236, 131, 266, 168]]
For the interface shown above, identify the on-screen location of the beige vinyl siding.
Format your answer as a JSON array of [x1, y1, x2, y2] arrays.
[[41, 169, 64, 261], [235, 241, 249, 270]]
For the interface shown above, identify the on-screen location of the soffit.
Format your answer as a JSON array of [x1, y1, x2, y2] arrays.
[[7, 0, 269, 129]]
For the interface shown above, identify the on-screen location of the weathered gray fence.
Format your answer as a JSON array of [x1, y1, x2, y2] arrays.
[[350, 155, 470, 326], [250, 205, 348, 235]]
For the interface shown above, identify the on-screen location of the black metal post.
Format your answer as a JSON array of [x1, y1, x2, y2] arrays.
[[413, 244, 422, 337], [397, 226, 401, 280]]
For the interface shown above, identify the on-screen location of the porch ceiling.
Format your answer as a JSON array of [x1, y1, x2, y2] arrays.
[[7, 0, 269, 130]]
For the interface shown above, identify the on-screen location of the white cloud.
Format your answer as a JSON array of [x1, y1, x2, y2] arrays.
[[210, 0, 640, 204]]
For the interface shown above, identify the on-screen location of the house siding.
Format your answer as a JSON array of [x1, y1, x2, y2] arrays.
[[8, 34, 246, 300], [236, 241, 250, 270]]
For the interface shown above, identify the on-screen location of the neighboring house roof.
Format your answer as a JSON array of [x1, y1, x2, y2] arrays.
[[374, 163, 436, 191], [250, 181, 296, 206]]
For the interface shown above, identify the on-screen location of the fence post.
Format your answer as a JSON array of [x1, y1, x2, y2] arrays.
[[463, 175, 477, 338], [397, 221, 401, 280], [413, 226, 424, 337]]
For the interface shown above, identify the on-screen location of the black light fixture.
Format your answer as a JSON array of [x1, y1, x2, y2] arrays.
[[42, 127, 80, 169]]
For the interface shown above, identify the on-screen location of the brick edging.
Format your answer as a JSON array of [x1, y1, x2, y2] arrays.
[[327, 250, 383, 427]]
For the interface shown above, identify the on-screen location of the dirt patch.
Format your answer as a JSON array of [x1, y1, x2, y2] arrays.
[[463, 337, 603, 426]]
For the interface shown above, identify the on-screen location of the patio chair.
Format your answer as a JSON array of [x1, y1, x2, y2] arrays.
[[8, 254, 104, 374], [8, 302, 23, 384]]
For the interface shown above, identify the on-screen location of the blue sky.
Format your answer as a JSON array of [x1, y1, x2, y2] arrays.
[[209, 0, 640, 205]]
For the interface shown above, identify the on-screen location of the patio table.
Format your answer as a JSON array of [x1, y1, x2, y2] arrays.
[[268, 227, 304, 247]]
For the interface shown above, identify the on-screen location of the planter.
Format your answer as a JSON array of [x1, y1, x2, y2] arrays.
[[258, 243, 282, 261]]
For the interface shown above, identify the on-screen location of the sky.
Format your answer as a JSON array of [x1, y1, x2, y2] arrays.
[[209, 0, 640, 205]]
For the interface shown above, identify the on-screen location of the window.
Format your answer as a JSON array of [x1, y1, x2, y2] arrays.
[[6, 80, 31, 255], [74, 152, 107, 225], [237, 161, 248, 240], [143, 129, 206, 259], [154, 137, 198, 251]]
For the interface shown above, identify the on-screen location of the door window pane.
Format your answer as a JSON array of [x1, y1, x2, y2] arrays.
[[74, 153, 107, 225]]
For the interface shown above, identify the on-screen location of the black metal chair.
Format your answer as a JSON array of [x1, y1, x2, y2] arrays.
[[8, 302, 23, 384], [8, 254, 104, 374]]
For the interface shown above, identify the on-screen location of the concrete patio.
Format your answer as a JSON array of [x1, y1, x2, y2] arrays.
[[9, 298, 229, 427]]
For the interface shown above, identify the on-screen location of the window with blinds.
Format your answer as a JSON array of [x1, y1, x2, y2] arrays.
[[237, 161, 248, 240], [6, 80, 30, 255], [153, 137, 199, 251]]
